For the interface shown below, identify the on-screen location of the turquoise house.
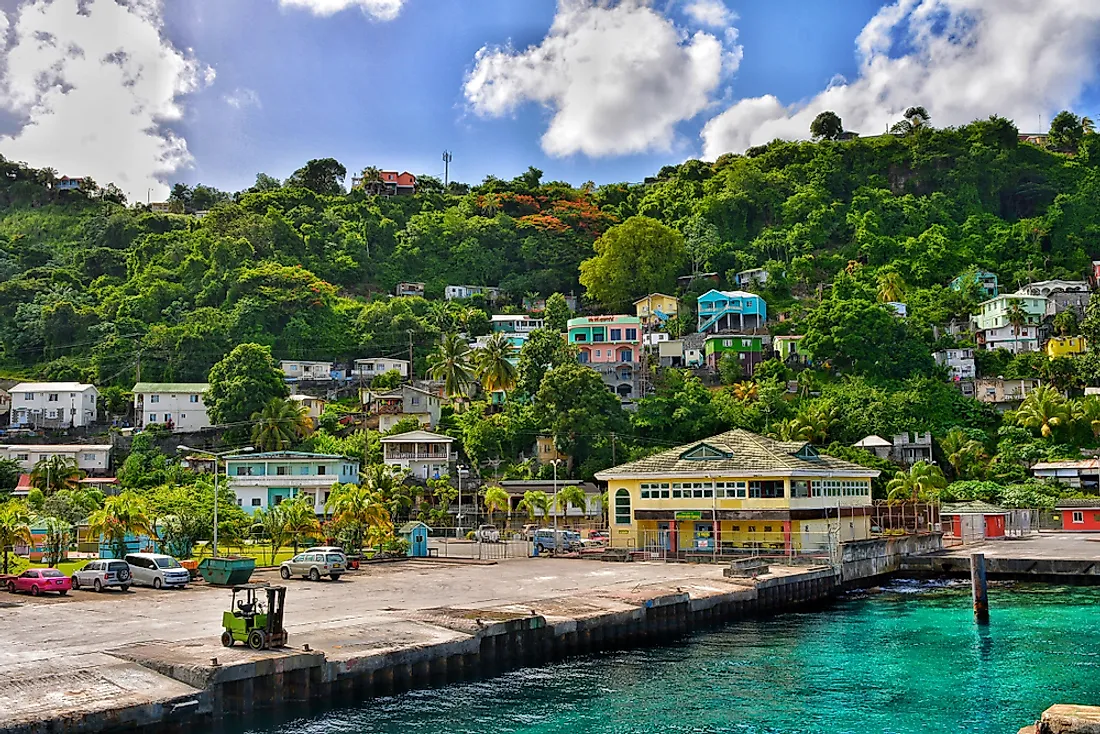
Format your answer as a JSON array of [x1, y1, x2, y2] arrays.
[[697, 290, 767, 335], [224, 451, 360, 515], [951, 270, 999, 297]]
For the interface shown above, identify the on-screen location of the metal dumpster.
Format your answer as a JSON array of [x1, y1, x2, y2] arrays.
[[198, 556, 256, 586]]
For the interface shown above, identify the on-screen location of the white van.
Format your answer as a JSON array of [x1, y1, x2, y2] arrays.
[[124, 553, 190, 589]]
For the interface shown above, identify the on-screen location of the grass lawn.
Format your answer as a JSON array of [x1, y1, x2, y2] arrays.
[[26, 561, 88, 576]]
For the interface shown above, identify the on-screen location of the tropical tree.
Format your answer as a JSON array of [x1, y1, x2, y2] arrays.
[[810, 110, 843, 141], [325, 482, 391, 554], [482, 484, 510, 525], [1083, 116, 1096, 135], [555, 485, 588, 520], [876, 270, 907, 304], [29, 455, 83, 494], [40, 516, 71, 567], [886, 461, 946, 503], [87, 491, 154, 561], [0, 501, 33, 574], [939, 428, 989, 480], [1013, 385, 1071, 438], [792, 404, 837, 444], [772, 417, 810, 442], [206, 343, 289, 428], [579, 216, 687, 310], [429, 332, 474, 402], [252, 506, 290, 566], [732, 381, 759, 402], [1048, 110, 1084, 152], [358, 166, 385, 195], [279, 495, 322, 555], [543, 293, 571, 332], [475, 333, 518, 394], [250, 397, 313, 451], [1075, 396, 1100, 439], [890, 105, 931, 136], [516, 490, 551, 523], [1005, 301, 1028, 354], [1052, 309, 1078, 337]]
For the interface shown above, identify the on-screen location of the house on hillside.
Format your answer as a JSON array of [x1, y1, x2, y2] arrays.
[[533, 436, 570, 468], [280, 360, 334, 381], [55, 176, 86, 191], [970, 378, 1039, 409], [395, 282, 425, 298], [445, 284, 501, 301], [352, 170, 416, 196], [524, 295, 577, 313], [289, 394, 326, 424], [951, 270, 999, 297], [567, 315, 642, 401], [594, 429, 879, 553], [704, 334, 765, 375], [774, 335, 810, 366], [972, 294, 1047, 352], [697, 290, 767, 335], [657, 338, 685, 367], [362, 384, 441, 432], [225, 451, 360, 515], [633, 293, 679, 328], [132, 382, 210, 432], [1031, 459, 1100, 490], [1046, 336, 1087, 359], [734, 268, 768, 289], [0, 444, 112, 476], [9, 382, 98, 429], [933, 348, 976, 380], [380, 430, 454, 480], [853, 433, 932, 466], [1017, 280, 1091, 319], [351, 357, 410, 381]]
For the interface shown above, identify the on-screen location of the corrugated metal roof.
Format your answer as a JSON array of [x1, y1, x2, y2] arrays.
[[132, 382, 209, 393]]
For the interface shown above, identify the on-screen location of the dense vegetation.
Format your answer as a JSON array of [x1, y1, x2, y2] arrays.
[[4, 112, 1100, 514]]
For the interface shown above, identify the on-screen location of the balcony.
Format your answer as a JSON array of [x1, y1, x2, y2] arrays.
[[230, 474, 341, 489]]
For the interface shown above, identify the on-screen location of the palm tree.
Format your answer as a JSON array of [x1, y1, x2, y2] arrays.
[[428, 333, 474, 402], [325, 482, 391, 554], [482, 485, 510, 525], [1075, 396, 1100, 439], [938, 428, 988, 480], [794, 404, 836, 444], [876, 270, 907, 303], [251, 506, 290, 566], [1005, 301, 1028, 354], [251, 397, 313, 451], [280, 496, 321, 555], [732, 380, 759, 402], [555, 485, 587, 521], [889, 105, 931, 136], [427, 301, 453, 331], [886, 461, 946, 503], [1083, 116, 1095, 135], [475, 333, 518, 394], [1013, 384, 1070, 438], [87, 492, 154, 560], [516, 490, 550, 523], [772, 417, 811, 442], [29, 455, 83, 494], [360, 463, 411, 524], [0, 501, 33, 574], [359, 166, 385, 195], [40, 516, 72, 568]]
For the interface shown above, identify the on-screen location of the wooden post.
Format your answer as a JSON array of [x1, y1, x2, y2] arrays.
[[971, 553, 989, 624]]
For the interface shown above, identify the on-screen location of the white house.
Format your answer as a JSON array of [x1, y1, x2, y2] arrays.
[[0, 388, 9, 422], [279, 360, 334, 381], [933, 348, 976, 380], [132, 382, 210, 432], [445, 284, 501, 301], [8, 382, 98, 428], [0, 444, 112, 476], [380, 430, 454, 480], [351, 357, 410, 380], [363, 385, 442, 432], [289, 394, 326, 423]]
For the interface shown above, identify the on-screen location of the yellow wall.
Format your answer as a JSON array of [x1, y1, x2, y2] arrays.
[[1046, 336, 1086, 359], [635, 294, 679, 321]]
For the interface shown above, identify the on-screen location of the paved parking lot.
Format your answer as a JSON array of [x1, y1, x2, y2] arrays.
[[938, 532, 1100, 560]]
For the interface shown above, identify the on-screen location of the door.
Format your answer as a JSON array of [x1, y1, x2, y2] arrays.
[[657, 522, 672, 551]]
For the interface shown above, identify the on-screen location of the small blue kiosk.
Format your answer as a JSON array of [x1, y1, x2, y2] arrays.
[[399, 521, 430, 558]]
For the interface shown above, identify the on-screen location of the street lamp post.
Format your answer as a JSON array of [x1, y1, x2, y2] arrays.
[[456, 465, 468, 538], [551, 459, 563, 553], [178, 445, 253, 558]]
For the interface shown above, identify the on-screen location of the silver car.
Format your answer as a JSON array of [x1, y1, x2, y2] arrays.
[[71, 559, 132, 592], [280, 551, 345, 581], [125, 553, 190, 589]]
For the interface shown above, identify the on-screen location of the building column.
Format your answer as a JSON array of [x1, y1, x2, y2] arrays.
[[783, 521, 792, 554]]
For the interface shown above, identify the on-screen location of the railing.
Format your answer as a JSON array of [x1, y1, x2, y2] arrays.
[[619, 529, 838, 565]]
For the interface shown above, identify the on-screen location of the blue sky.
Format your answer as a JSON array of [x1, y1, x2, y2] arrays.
[[2, 0, 1099, 200]]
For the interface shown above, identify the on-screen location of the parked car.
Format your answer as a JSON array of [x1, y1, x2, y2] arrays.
[[475, 525, 501, 543], [7, 568, 71, 596], [305, 546, 360, 570], [532, 528, 581, 553], [280, 551, 346, 581], [125, 553, 190, 589], [71, 559, 131, 592], [588, 530, 609, 543]]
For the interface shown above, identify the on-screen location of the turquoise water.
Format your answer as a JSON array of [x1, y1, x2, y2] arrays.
[[234, 582, 1100, 734]]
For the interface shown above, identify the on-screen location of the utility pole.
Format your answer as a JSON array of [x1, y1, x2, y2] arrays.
[[442, 151, 452, 188], [407, 329, 415, 381]]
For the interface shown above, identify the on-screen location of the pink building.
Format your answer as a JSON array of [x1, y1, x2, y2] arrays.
[[567, 315, 642, 400]]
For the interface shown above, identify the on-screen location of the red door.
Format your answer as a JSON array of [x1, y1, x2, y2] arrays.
[[984, 514, 1005, 538]]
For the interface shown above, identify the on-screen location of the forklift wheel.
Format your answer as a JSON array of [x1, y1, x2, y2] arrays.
[[221, 631, 234, 647], [248, 629, 267, 650]]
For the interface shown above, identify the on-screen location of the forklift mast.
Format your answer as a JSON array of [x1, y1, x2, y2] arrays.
[[266, 586, 286, 635]]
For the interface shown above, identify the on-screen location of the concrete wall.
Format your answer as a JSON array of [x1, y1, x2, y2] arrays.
[[839, 533, 944, 583]]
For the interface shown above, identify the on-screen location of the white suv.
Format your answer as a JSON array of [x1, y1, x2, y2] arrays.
[[125, 553, 190, 589]]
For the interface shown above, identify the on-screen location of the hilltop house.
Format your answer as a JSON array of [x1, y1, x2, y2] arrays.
[[567, 315, 642, 400], [696, 290, 767, 335], [951, 270, 999, 297], [445, 284, 501, 301], [280, 360, 334, 381], [933, 348, 976, 380], [971, 378, 1039, 409], [55, 176, 86, 191], [594, 429, 879, 553], [351, 357, 410, 381], [704, 334, 765, 375], [524, 295, 578, 313], [362, 384, 441, 432], [395, 282, 425, 298], [972, 294, 1047, 352], [0, 444, 112, 476], [8, 382, 98, 429], [225, 451, 360, 515], [381, 430, 453, 480], [774, 335, 810, 366], [132, 382, 210, 432], [734, 268, 768, 288], [352, 170, 416, 196], [1046, 336, 1087, 359], [289, 394, 326, 423], [1017, 280, 1091, 319], [1032, 460, 1099, 490], [633, 293, 680, 328]]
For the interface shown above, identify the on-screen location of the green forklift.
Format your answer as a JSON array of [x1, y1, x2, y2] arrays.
[[220, 583, 288, 650]]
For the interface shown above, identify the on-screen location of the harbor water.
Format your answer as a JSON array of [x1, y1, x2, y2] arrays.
[[230, 582, 1100, 734]]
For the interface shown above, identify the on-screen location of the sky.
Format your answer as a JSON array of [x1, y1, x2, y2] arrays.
[[1, 0, 1100, 201]]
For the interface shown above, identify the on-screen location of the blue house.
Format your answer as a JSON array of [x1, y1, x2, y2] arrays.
[[951, 270, 999, 297], [224, 451, 361, 515], [696, 290, 767, 335]]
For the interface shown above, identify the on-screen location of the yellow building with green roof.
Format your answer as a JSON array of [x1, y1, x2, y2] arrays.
[[594, 429, 879, 554]]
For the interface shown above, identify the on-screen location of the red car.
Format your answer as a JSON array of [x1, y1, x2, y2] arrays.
[[7, 568, 71, 596]]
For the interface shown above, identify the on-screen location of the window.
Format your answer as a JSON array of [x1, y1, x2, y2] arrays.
[[237, 499, 243, 506], [614, 489, 631, 525], [16, 454, 28, 461], [610, 328, 622, 340], [723, 339, 733, 347], [749, 480, 784, 499], [82, 453, 95, 461], [290, 365, 299, 371], [625, 328, 637, 340], [48, 393, 58, 402], [317, 465, 326, 475], [251, 498, 262, 507], [574, 333, 587, 342], [411, 396, 420, 406], [163, 413, 172, 423], [24, 393, 33, 400], [236, 466, 253, 476], [273, 496, 284, 505], [1072, 511, 1084, 524], [595, 349, 601, 358], [46, 409, 57, 419], [150, 395, 159, 403], [189, 395, 199, 403], [715, 481, 747, 499], [791, 480, 810, 498], [148, 414, 157, 423], [277, 466, 289, 476]]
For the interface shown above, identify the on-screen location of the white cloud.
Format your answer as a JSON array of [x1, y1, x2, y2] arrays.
[[225, 87, 261, 110], [701, 0, 1100, 159], [276, 0, 406, 21], [464, 0, 737, 158], [684, 0, 735, 29], [0, 0, 212, 200]]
